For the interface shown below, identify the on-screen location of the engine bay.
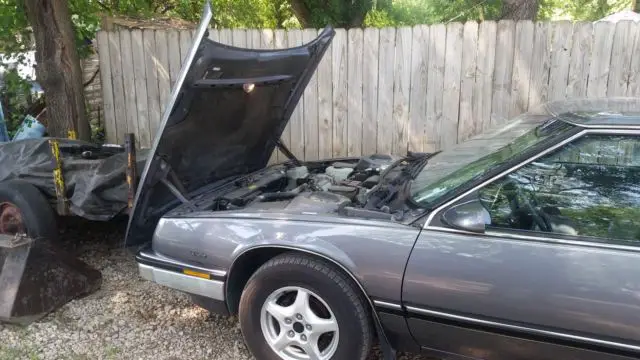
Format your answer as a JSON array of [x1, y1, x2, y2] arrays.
[[168, 154, 426, 222]]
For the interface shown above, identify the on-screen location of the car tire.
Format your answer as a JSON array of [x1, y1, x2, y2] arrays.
[[0, 180, 58, 240], [239, 252, 373, 360]]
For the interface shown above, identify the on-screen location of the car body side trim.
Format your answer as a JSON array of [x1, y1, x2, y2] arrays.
[[424, 128, 640, 228], [139, 264, 225, 300], [137, 247, 227, 279], [373, 300, 403, 311], [423, 225, 640, 253], [405, 306, 640, 355]]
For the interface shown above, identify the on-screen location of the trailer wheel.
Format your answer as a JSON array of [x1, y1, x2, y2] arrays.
[[0, 180, 58, 240]]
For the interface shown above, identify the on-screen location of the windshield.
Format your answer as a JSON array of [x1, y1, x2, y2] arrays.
[[410, 116, 575, 208]]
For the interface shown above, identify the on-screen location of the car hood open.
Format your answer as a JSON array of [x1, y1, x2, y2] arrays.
[[125, 2, 334, 247]]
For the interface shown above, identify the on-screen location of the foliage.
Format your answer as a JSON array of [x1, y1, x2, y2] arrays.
[[538, 0, 634, 21], [0, 69, 36, 138]]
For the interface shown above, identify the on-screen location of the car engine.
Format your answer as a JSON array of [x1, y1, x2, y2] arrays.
[[173, 154, 409, 220]]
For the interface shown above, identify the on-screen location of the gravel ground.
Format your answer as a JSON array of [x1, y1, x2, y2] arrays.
[[0, 219, 432, 360]]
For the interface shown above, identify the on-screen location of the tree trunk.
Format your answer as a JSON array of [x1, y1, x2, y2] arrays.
[[289, 0, 311, 28], [501, 0, 539, 20], [23, 0, 90, 140]]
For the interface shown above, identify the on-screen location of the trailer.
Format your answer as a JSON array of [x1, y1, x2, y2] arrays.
[[0, 133, 144, 324]]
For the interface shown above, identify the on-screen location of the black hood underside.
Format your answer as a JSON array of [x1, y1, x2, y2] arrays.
[[125, 2, 334, 246]]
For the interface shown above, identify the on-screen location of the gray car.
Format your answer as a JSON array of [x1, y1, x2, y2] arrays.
[[126, 4, 640, 360]]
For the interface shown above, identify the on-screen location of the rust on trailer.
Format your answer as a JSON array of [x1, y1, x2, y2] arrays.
[[124, 133, 138, 209], [48, 139, 69, 215]]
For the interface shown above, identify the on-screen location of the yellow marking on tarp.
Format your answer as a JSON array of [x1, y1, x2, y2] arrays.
[[67, 130, 77, 140], [183, 269, 211, 279]]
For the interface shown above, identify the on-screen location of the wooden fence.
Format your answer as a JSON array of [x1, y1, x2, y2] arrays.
[[96, 20, 640, 162]]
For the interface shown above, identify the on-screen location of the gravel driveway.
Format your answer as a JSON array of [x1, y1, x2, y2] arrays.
[[0, 219, 432, 360]]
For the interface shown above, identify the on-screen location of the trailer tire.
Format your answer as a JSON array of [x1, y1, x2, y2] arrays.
[[0, 180, 58, 241]]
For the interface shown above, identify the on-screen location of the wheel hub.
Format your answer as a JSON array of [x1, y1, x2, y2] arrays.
[[0, 202, 25, 235], [260, 286, 339, 360]]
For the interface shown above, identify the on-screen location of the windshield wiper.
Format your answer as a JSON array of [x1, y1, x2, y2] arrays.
[[403, 151, 441, 179]]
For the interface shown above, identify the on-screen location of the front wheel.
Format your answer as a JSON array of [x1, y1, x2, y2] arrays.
[[239, 253, 373, 360]]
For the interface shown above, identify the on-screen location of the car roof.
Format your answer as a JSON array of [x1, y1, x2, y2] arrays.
[[559, 112, 640, 128]]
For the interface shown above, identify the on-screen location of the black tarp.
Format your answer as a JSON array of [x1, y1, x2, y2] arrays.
[[0, 138, 148, 221]]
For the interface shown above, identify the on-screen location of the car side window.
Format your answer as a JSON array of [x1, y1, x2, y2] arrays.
[[478, 134, 640, 245]]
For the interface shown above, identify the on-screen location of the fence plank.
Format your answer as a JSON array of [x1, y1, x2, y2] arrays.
[[287, 30, 305, 159], [131, 30, 150, 147], [392, 27, 412, 155], [155, 31, 171, 117], [491, 20, 515, 126], [302, 29, 319, 160], [608, 21, 635, 97], [458, 21, 479, 143], [317, 30, 333, 160], [510, 20, 533, 118], [179, 30, 193, 65], [96, 31, 116, 144], [167, 30, 182, 87], [208, 28, 220, 42], [108, 32, 127, 143], [347, 29, 364, 156], [376, 28, 395, 154], [408, 25, 429, 152], [548, 21, 574, 101], [362, 28, 379, 155], [425, 24, 446, 152], [587, 21, 616, 98], [528, 22, 551, 109], [232, 29, 247, 47], [442, 23, 463, 149], [628, 24, 640, 96], [119, 30, 139, 140], [144, 30, 161, 142], [219, 28, 232, 45], [567, 22, 593, 98], [474, 21, 497, 132], [332, 29, 348, 157]]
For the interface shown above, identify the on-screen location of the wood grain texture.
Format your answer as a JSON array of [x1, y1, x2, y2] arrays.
[[376, 27, 395, 154], [587, 21, 615, 98], [528, 22, 551, 109], [458, 21, 479, 143], [548, 21, 573, 101], [392, 27, 412, 155], [491, 20, 515, 126], [119, 30, 139, 139], [510, 20, 533, 118], [143, 30, 161, 142], [347, 29, 364, 156], [425, 24, 446, 152], [154, 31, 171, 119], [408, 25, 429, 152], [317, 29, 333, 160], [475, 21, 497, 132], [167, 30, 182, 88], [131, 30, 150, 147], [628, 24, 640, 96], [566, 22, 593, 98], [332, 29, 348, 157], [362, 28, 379, 155], [96, 31, 116, 144], [108, 31, 127, 143], [607, 21, 636, 96], [442, 22, 463, 149]]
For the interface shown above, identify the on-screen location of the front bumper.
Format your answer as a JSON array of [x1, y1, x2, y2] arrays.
[[135, 247, 228, 309]]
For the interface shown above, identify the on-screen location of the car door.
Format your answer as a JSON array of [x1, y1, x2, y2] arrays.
[[402, 130, 640, 360]]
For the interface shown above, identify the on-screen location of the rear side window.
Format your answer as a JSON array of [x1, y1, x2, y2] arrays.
[[479, 134, 640, 246]]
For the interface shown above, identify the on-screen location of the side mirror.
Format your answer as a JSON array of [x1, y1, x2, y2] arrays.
[[441, 199, 491, 233]]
